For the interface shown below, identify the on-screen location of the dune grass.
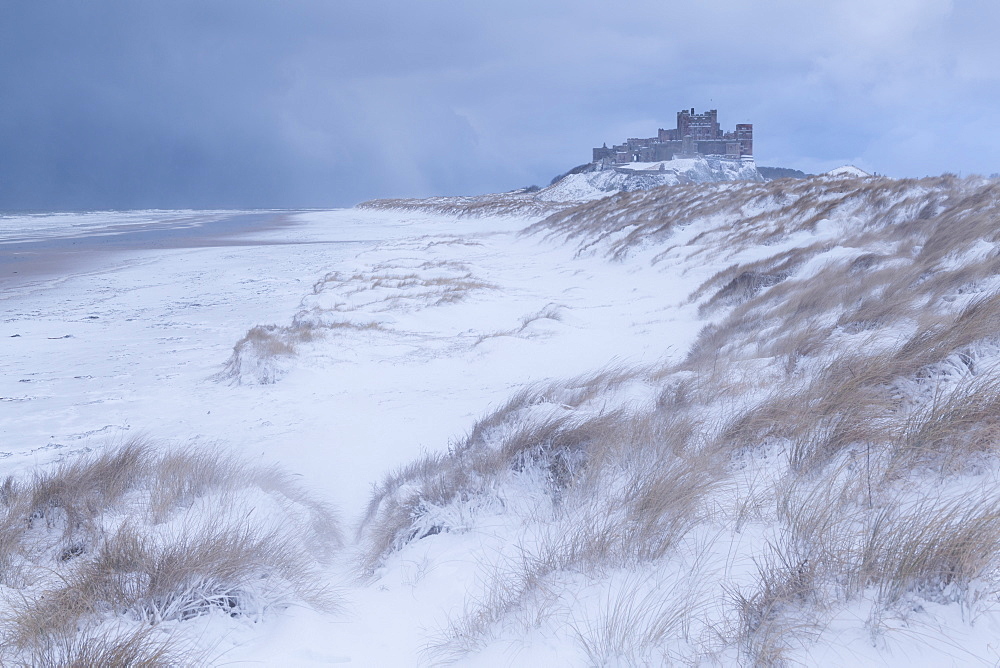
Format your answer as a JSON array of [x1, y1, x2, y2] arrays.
[[0, 439, 342, 666], [356, 173, 1000, 664]]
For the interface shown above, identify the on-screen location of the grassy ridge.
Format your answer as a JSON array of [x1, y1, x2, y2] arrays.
[[360, 173, 1000, 663]]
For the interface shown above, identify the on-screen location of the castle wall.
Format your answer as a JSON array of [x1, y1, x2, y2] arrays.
[[592, 109, 753, 165]]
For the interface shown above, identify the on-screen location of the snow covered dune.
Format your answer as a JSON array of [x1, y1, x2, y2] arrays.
[[7, 171, 1000, 664], [355, 172, 1000, 664]]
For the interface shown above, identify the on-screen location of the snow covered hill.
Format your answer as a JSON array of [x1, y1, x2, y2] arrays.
[[345, 172, 1000, 665], [540, 156, 762, 202], [359, 155, 763, 217], [824, 164, 872, 178], [6, 171, 1000, 665]]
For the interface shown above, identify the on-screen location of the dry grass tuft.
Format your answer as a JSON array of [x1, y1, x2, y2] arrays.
[[217, 245, 500, 384], [215, 324, 299, 385], [0, 438, 342, 666], [851, 494, 1000, 603], [357, 192, 572, 219], [356, 408, 624, 574], [731, 548, 821, 667], [12, 625, 190, 668], [572, 572, 705, 666], [217, 319, 387, 385]]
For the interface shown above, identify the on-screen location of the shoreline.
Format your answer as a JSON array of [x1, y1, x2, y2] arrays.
[[0, 210, 308, 287]]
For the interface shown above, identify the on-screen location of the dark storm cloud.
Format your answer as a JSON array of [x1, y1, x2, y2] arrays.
[[2, 0, 999, 210]]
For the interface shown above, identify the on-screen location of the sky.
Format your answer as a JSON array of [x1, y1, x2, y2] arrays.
[[2, 0, 999, 210]]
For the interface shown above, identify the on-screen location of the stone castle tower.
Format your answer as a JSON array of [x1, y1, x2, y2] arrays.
[[593, 108, 752, 165]]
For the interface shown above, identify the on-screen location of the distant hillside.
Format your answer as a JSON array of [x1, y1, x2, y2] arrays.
[[758, 165, 811, 180], [541, 156, 762, 201], [549, 163, 597, 185], [360, 156, 763, 217]]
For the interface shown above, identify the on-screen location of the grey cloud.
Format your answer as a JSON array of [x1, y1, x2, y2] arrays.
[[2, 1, 999, 210]]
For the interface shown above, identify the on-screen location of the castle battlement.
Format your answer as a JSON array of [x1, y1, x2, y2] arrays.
[[593, 108, 752, 166]]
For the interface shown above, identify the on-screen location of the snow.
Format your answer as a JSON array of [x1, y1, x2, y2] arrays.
[[825, 164, 872, 177], [0, 207, 708, 664], [538, 155, 762, 202], [0, 209, 243, 243], [6, 176, 1000, 665]]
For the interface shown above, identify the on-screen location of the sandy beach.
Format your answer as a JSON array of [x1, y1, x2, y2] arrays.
[[0, 210, 309, 286]]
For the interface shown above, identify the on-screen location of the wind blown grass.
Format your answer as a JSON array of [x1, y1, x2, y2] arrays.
[[358, 173, 1000, 663], [0, 439, 342, 666]]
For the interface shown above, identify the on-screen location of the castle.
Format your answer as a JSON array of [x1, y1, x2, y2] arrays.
[[592, 108, 753, 167]]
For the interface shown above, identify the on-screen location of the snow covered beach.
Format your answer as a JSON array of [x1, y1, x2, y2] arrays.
[[1, 203, 706, 664], [1, 206, 696, 514], [7, 172, 1000, 665]]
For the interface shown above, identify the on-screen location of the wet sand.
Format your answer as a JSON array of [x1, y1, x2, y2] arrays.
[[0, 211, 309, 287]]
